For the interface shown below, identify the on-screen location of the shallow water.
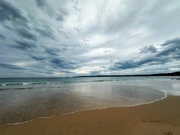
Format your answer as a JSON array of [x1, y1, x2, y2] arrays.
[[0, 76, 179, 125]]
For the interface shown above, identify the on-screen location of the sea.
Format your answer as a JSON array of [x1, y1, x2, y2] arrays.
[[0, 76, 179, 125]]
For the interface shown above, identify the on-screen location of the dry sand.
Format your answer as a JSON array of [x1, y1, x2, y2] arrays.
[[0, 96, 180, 135]]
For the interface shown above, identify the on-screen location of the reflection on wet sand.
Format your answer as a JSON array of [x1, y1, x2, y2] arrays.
[[0, 82, 165, 125]]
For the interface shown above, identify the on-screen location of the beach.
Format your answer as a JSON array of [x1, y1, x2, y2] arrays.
[[1, 0, 179, 134], [0, 96, 180, 135]]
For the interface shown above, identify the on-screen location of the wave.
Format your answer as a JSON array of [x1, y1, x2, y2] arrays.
[[57, 79, 120, 84], [30, 82, 47, 85], [0, 82, 48, 87], [0, 87, 34, 91], [0, 76, 175, 88], [0, 80, 115, 87]]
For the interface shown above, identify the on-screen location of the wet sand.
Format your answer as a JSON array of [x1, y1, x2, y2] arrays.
[[0, 96, 180, 135]]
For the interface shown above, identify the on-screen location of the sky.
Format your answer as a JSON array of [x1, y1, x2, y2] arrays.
[[0, 0, 180, 77]]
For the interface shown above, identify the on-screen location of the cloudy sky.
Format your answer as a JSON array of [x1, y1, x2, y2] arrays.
[[0, 0, 180, 77]]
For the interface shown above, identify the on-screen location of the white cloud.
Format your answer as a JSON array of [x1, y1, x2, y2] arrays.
[[0, 0, 180, 77]]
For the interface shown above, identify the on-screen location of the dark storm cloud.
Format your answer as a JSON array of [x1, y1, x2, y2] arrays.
[[56, 9, 69, 21], [14, 40, 37, 51], [35, 0, 50, 10], [157, 46, 180, 58], [31, 55, 47, 61], [35, 0, 54, 16], [161, 37, 180, 46], [29, 49, 78, 71], [110, 38, 180, 70], [0, 34, 5, 40], [30, 47, 60, 61], [157, 38, 180, 58], [0, 63, 24, 70], [140, 45, 157, 53], [17, 28, 37, 40], [110, 57, 168, 71], [45, 47, 59, 56], [50, 58, 77, 70], [29, 55, 78, 75], [35, 26, 55, 40], [0, 0, 179, 77], [35, 0, 69, 21], [56, 13, 65, 21], [0, 0, 27, 22], [110, 61, 138, 70]]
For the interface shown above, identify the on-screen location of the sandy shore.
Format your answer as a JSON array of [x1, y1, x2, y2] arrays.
[[0, 96, 180, 135]]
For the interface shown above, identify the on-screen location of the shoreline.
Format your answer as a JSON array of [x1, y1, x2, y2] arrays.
[[0, 96, 180, 135], [1, 89, 166, 127]]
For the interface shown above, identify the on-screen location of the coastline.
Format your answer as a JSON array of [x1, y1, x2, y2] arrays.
[[0, 96, 180, 135]]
